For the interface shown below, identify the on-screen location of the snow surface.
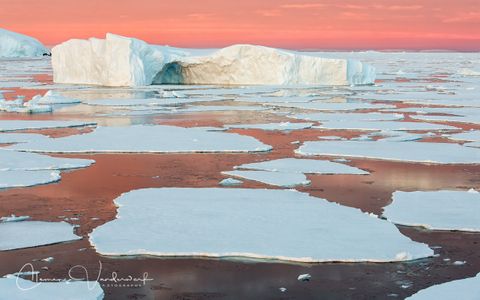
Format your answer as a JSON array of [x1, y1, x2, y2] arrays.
[[406, 273, 480, 300], [222, 170, 310, 187], [0, 275, 104, 300], [9, 125, 272, 153], [296, 141, 480, 164], [0, 221, 81, 250], [383, 190, 480, 231], [52, 34, 375, 87], [0, 28, 49, 57], [0, 120, 95, 132], [0, 170, 60, 189], [234, 158, 368, 175], [225, 122, 313, 131], [89, 188, 433, 262]]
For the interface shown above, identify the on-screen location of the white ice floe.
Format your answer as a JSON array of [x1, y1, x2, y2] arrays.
[[448, 131, 480, 142], [383, 190, 480, 231], [0, 221, 81, 250], [219, 178, 243, 186], [0, 133, 50, 144], [406, 273, 480, 300], [83, 97, 225, 107], [234, 158, 368, 175], [0, 149, 94, 171], [222, 170, 310, 187], [9, 125, 272, 153], [0, 28, 49, 57], [225, 122, 313, 131], [0, 170, 60, 189], [52, 33, 375, 87], [0, 97, 52, 114], [315, 120, 456, 131], [29, 90, 81, 105], [264, 102, 394, 111], [296, 141, 480, 164], [0, 214, 30, 222], [0, 120, 95, 132], [290, 112, 404, 122], [89, 188, 432, 262], [0, 275, 104, 300]]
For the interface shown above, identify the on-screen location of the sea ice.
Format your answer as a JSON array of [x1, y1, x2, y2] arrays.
[[0, 28, 49, 57], [383, 190, 480, 231], [406, 273, 480, 300], [290, 112, 404, 122], [52, 34, 375, 87], [219, 178, 243, 186], [222, 170, 310, 187], [315, 120, 457, 131], [0, 120, 95, 132], [89, 188, 433, 262], [296, 141, 480, 164], [0, 149, 94, 171], [0, 170, 60, 189], [0, 275, 104, 300], [0, 214, 30, 222], [234, 158, 368, 175], [225, 122, 313, 131], [9, 125, 272, 153], [264, 102, 394, 111], [0, 221, 81, 250]]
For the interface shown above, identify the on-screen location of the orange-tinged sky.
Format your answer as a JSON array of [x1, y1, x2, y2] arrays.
[[1, 0, 480, 50]]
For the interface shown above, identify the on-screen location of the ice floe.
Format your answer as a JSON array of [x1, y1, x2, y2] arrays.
[[9, 125, 272, 153], [383, 190, 480, 231], [264, 102, 394, 111], [53, 34, 375, 87], [89, 188, 432, 262], [0, 28, 49, 57], [0, 170, 60, 189], [0, 221, 81, 250], [225, 122, 313, 131], [290, 112, 404, 122], [314, 121, 457, 131], [0, 275, 104, 300], [296, 141, 480, 164], [234, 158, 368, 175], [0, 120, 95, 132], [219, 178, 243, 186], [222, 170, 310, 187], [406, 273, 480, 300], [0, 149, 94, 171], [0, 214, 30, 222]]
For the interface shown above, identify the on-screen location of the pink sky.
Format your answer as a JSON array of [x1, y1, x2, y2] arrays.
[[1, 0, 480, 50]]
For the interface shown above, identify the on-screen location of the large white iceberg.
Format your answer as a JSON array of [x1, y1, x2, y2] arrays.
[[0, 28, 49, 57], [52, 33, 375, 87]]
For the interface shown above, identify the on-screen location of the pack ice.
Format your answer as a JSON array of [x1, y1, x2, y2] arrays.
[[0, 28, 49, 57], [52, 33, 375, 87]]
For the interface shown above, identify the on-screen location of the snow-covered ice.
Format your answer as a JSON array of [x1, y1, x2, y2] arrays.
[[296, 141, 480, 164], [290, 112, 404, 122], [89, 188, 433, 262], [264, 102, 394, 111], [406, 273, 480, 300], [0, 275, 104, 300], [0, 120, 95, 132], [225, 122, 313, 131], [234, 158, 368, 175], [9, 125, 272, 153], [52, 34, 375, 87], [222, 170, 310, 187], [0, 170, 60, 189], [0, 221, 81, 250], [383, 190, 480, 231], [0, 28, 49, 57], [315, 120, 457, 131], [0, 149, 94, 171]]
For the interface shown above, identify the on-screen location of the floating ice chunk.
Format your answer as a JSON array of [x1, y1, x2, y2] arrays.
[[89, 188, 432, 262], [290, 112, 404, 122], [406, 273, 480, 300], [83, 97, 224, 107], [383, 191, 480, 231], [0, 275, 104, 300], [225, 122, 313, 131], [315, 120, 456, 131], [297, 274, 312, 282], [0, 133, 50, 144], [0, 221, 81, 250], [53, 34, 375, 86], [9, 125, 272, 153], [411, 114, 480, 125], [234, 158, 368, 175], [222, 170, 310, 187], [264, 102, 394, 111], [0, 214, 30, 222], [458, 68, 480, 77], [29, 90, 81, 105], [452, 260, 466, 266], [219, 178, 243, 186], [296, 141, 480, 164], [177, 105, 266, 113], [0, 149, 94, 171], [0, 97, 52, 114], [0, 170, 60, 189], [0, 120, 95, 132], [0, 28, 49, 57], [449, 131, 480, 142]]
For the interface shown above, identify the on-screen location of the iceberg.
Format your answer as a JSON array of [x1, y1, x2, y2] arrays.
[[0, 28, 50, 57], [52, 33, 376, 87]]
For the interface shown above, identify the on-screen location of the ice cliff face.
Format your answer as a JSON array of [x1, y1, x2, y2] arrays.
[[52, 34, 376, 87], [0, 28, 50, 58]]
